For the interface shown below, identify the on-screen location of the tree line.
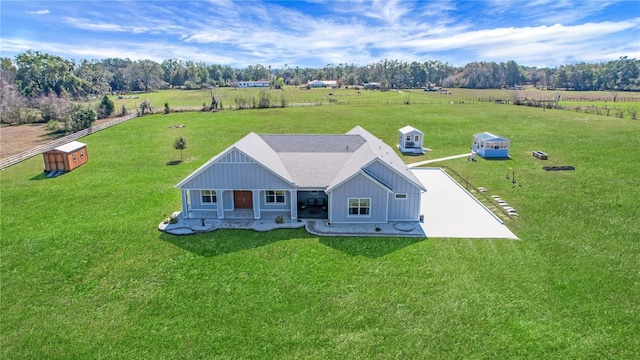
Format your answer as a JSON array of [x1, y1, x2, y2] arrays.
[[1, 50, 638, 124]]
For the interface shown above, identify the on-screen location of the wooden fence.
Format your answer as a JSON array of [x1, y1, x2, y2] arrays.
[[0, 113, 138, 170]]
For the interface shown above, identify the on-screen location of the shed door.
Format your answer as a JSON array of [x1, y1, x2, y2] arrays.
[[50, 153, 65, 170], [233, 191, 253, 209]]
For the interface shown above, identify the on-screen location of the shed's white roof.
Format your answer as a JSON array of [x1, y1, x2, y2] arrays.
[[53, 141, 86, 153], [399, 125, 423, 135]]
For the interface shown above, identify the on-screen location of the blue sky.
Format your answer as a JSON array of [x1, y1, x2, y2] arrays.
[[1, 0, 639, 68]]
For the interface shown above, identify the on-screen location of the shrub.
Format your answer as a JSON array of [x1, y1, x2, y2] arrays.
[[70, 106, 97, 132], [274, 215, 284, 224], [98, 95, 115, 119], [139, 100, 152, 115], [44, 119, 58, 132], [164, 102, 170, 114]]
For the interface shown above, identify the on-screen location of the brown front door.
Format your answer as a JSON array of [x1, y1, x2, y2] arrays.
[[234, 191, 253, 209]]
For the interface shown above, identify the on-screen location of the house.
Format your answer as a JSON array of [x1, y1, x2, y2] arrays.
[[174, 126, 426, 224], [364, 82, 381, 90], [232, 81, 270, 88], [472, 132, 510, 158], [307, 80, 338, 88], [43, 141, 88, 176], [398, 126, 425, 155]]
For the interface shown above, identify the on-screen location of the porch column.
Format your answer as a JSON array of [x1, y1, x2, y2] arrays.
[[253, 190, 261, 219], [290, 190, 297, 220], [181, 189, 190, 219], [217, 190, 224, 219]]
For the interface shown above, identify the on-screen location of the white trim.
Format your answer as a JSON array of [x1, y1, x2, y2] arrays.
[[347, 197, 371, 218], [201, 190, 218, 204], [394, 193, 407, 200], [264, 190, 287, 205]]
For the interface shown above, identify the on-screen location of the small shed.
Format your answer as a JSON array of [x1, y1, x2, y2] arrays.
[[472, 132, 510, 158], [43, 141, 88, 175], [398, 126, 425, 155]]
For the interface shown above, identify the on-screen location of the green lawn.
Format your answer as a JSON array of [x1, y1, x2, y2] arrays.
[[2, 101, 639, 358]]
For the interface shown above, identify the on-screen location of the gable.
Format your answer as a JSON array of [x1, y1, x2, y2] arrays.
[[179, 162, 294, 190], [175, 136, 294, 189], [219, 149, 254, 163], [399, 126, 423, 135], [363, 159, 426, 193]]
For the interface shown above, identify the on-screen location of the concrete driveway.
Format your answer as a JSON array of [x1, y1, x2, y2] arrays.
[[412, 168, 518, 239]]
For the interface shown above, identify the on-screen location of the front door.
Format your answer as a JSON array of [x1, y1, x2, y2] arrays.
[[233, 191, 253, 209]]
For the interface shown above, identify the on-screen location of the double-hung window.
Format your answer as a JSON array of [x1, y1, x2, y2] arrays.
[[201, 190, 217, 203], [348, 198, 370, 216], [266, 190, 285, 204]]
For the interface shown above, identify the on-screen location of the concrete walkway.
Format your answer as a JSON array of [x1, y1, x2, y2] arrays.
[[407, 153, 471, 168]]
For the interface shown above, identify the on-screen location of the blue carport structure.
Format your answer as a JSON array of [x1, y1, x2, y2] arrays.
[[472, 132, 510, 158]]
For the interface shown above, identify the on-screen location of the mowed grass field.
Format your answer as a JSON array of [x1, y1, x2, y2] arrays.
[[110, 87, 640, 119], [2, 101, 639, 358]]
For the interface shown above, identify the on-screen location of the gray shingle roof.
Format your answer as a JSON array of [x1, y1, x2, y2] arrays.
[[176, 126, 425, 192], [259, 134, 365, 153]]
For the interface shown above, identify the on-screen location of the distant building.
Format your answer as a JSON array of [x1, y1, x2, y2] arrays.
[[232, 81, 270, 88], [364, 82, 381, 90], [307, 80, 338, 88]]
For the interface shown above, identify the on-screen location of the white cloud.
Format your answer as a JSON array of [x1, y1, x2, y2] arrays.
[[28, 9, 50, 15], [3, 1, 639, 68]]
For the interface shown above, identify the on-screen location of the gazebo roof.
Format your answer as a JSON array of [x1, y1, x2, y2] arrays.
[[473, 132, 508, 142]]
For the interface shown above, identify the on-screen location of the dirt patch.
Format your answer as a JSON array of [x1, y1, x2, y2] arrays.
[[0, 119, 111, 159], [0, 123, 50, 157]]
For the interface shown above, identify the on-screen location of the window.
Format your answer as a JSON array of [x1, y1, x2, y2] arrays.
[[395, 193, 407, 200], [201, 190, 217, 203], [414, 135, 419, 142], [406, 135, 411, 141], [80, 150, 84, 158], [348, 198, 370, 216], [72, 154, 77, 162], [266, 190, 285, 204]]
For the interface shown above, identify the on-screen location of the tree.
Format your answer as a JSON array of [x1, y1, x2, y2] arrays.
[[503, 60, 523, 87], [173, 136, 187, 161], [1, 58, 36, 124], [125, 59, 163, 92], [76, 59, 113, 95], [14, 50, 90, 99]]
